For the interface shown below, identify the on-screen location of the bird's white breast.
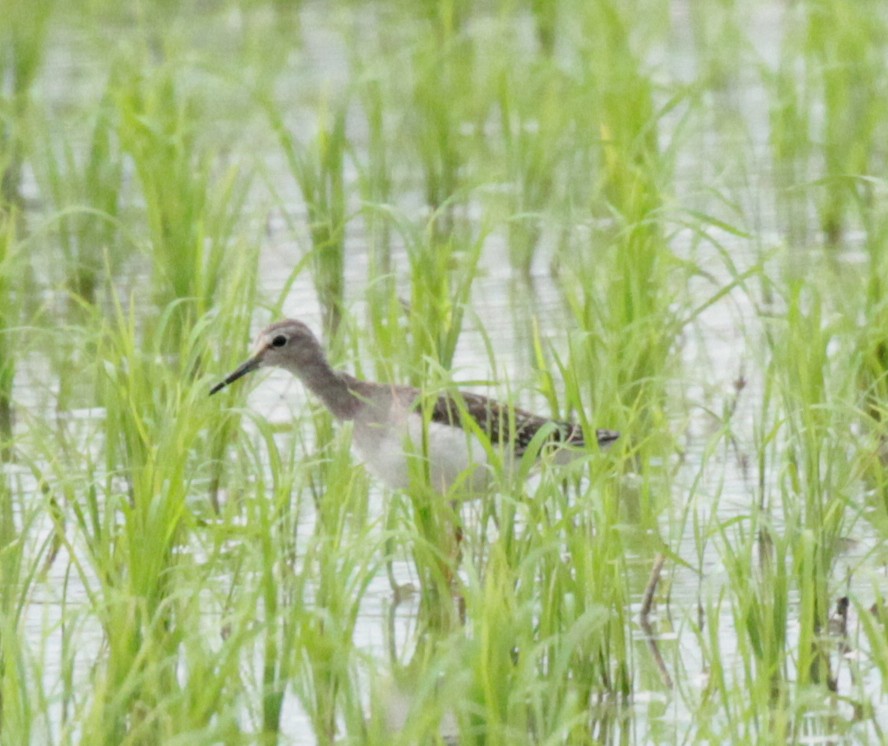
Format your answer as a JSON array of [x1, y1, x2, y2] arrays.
[[350, 404, 491, 495]]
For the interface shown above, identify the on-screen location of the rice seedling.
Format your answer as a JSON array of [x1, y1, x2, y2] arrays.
[[265, 94, 349, 341], [765, 25, 815, 247], [800, 0, 888, 244], [0, 467, 55, 744], [77, 303, 211, 742], [495, 63, 570, 279], [292, 444, 378, 744], [33, 86, 123, 308], [0, 0, 55, 208], [0, 214, 18, 455], [354, 76, 395, 320], [402, 25, 477, 238], [546, 4, 683, 473], [853, 205, 888, 428], [772, 284, 855, 685], [115, 61, 251, 349]]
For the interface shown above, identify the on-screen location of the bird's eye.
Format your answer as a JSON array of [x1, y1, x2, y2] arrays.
[[271, 335, 287, 348]]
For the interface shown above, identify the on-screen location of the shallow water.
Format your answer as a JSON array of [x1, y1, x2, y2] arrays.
[[12, 0, 888, 743]]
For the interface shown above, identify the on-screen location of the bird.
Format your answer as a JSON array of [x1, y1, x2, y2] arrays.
[[210, 319, 619, 495]]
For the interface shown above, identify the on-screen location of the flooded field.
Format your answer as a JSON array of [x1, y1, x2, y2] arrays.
[[3, 0, 888, 743]]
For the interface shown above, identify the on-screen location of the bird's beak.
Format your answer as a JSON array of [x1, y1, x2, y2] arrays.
[[210, 354, 263, 395]]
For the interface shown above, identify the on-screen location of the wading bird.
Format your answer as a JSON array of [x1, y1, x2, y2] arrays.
[[210, 319, 619, 494]]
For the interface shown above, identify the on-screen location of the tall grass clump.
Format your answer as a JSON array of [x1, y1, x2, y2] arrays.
[[212, 352, 377, 743], [27, 301, 257, 743], [102, 59, 259, 506], [843, 205, 888, 558], [765, 18, 815, 248], [116, 63, 251, 348], [0, 0, 51, 450], [0, 216, 18, 454], [10, 300, 253, 743], [799, 0, 888, 244], [495, 63, 570, 279], [292, 439, 377, 744], [360, 222, 484, 624], [697, 278, 857, 734], [405, 223, 484, 375], [266, 96, 348, 341], [402, 19, 478, 238], [855, 210, 888, 436], [353, 74, 396, 340], [213, 417, 305, 742], [84, 304, 212, 742], [0, 428, 61, 744], [0, 0, 55, 208], [0, 471, 25, 740], [556, 2, 680, 462], [368, 452, 631, 743], [687, 0, 746, 91], [768, 282, 855, 688], [525, 466, 633, 702], [355, 212, 484, 391], [709, 501, 791, 734], [197, 245, 259, 511], [34, 87, 123, 309]]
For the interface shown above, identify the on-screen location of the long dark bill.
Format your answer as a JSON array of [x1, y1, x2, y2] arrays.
[[209, 356, 262, 395]]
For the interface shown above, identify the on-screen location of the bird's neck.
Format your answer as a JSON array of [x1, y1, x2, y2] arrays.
[[290, 356, 361, 420]]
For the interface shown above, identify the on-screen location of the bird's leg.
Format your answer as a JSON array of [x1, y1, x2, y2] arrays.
[[406, 487, 465, 632], [448, 500, 467, 625], [384, 492, 416, 598]]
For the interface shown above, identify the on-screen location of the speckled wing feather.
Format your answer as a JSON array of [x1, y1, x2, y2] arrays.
[[426, 390, 617, 457]]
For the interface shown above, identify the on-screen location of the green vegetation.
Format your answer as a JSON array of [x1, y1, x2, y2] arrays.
[[1, 0, 887, 743]]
